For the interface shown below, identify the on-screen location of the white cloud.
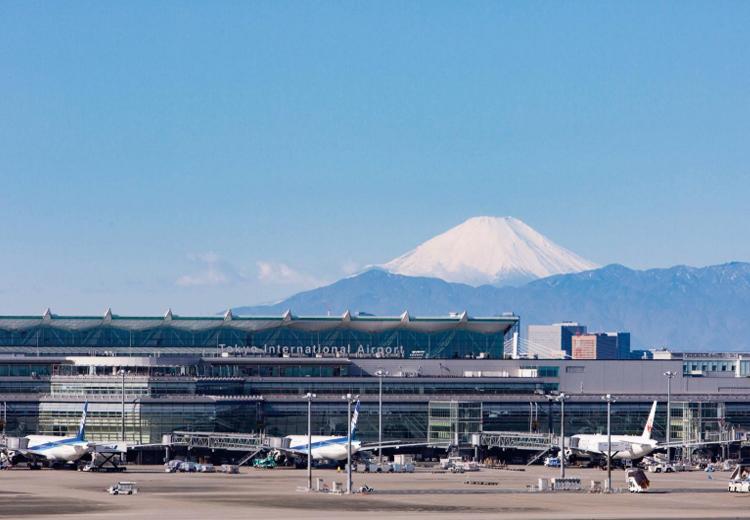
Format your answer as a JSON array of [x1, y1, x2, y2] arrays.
[[340, 259, 360, 276], [256, 261, 324, 287], [177, 253, 325, 291], [176, 252, 237, 287]]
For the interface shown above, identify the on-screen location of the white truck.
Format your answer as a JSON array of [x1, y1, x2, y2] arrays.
[[728, 464, 750, 492], [647, 462, 675, 473], [107, 481, 138, 495]]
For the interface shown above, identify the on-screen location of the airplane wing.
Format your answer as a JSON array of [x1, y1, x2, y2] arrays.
[[658, 439, 731, 448], [271, 445, 307, 456], [89, 441, 128, 453], [357, 440, 450, 452]]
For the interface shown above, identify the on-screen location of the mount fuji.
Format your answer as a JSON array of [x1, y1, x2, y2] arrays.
[[381, 216, 598, 286], [233, 217, 750, 350]]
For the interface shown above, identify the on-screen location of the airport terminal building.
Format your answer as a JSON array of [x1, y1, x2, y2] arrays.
[[2, 310, 750, 457]]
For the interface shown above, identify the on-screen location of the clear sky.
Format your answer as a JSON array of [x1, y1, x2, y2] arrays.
[[1, 1, 749, 315]]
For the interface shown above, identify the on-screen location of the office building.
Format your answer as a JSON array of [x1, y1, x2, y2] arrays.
[[571, 333, 618, 360], [527, 322, 587, 358]]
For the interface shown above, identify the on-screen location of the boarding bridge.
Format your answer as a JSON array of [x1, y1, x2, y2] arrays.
[[472, 431, 557, 451], [471, 431, 558, 465], [0, 435, 28, 451], [164, 431, 290, 452]]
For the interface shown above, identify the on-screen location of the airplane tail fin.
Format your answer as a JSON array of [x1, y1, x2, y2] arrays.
[[350, 400, 360, 439], [642, 401, 657, 439], [76, 401, 88, 441]]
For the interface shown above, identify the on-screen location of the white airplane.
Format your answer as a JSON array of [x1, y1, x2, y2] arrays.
[[284, 400, 363, 461], [568, 401, 658, 461], [13, 402, 123, 467], [283, 401, 435, 462]]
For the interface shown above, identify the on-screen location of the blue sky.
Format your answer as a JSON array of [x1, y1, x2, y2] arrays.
[[1, 1, 749, 314]]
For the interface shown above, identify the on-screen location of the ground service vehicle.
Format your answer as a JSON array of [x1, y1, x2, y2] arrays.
[[626, 469, 650, 493], [107, 481, 138, 495], [728, 464, 750, 492]]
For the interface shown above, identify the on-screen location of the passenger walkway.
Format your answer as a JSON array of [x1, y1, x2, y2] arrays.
[[164, 431, 289, 451], [473, 431, 557, 451]]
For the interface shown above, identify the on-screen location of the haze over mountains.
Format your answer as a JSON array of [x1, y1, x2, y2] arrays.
[[233, 217, 750, 351]]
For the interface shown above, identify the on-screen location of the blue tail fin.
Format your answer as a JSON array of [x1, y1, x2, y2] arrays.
[[350, 400, 360, 439], [76, 401, 88, 440]]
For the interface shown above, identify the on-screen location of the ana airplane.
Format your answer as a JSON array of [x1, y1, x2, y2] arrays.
[[283, 400, 435, 462], [284, 400, 364, 461], [12, 402, 123, 468], [568, 401, 659, 461]]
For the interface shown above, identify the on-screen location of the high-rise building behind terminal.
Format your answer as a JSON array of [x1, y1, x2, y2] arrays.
[[572, 333, 618, 360], [527, 322, 587, 358], [606, 331, 631, 359]]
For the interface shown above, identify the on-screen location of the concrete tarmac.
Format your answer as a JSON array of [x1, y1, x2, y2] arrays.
[[0, 465, 747, 519]]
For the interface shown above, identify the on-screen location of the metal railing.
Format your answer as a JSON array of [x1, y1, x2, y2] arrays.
[[474, 431, 557, 451], [165, 431, 288, 451]]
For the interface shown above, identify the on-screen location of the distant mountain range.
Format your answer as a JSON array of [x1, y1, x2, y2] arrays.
[[234, 262, 750, 351], [232, 216, 750, 351]]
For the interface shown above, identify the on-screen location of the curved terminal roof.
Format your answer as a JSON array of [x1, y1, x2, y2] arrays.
[[0, 308, 519, 335]]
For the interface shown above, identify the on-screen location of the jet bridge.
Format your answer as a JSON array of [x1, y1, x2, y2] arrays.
[[164, 431, 289, 451], [0, 435, 28, 451], [162, 431, 290, 465], [472, 431, 559, 465], [472, 431, 558, 451]]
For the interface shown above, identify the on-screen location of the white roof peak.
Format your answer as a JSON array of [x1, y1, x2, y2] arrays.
[[223, 309, 233, 321], [103, 308, 113, 321], [164, 309, 173, 321], [42, 308, 53, 320]]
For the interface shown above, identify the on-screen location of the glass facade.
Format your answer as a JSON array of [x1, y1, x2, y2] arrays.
[[0, 363, 52, 376], [0, 314, 516, 360], [684, 360, 736, 374], [246, 380, 546, 397], [261, 401, 427, 441], [33, 401, 262, 444], [0, 326, 508, 359], [428, 401, 482, 445]]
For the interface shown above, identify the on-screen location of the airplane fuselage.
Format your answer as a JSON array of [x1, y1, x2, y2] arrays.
[[286, 435, 361, 461], [571, 434, 658, 460], [25, 435, 90, 463]]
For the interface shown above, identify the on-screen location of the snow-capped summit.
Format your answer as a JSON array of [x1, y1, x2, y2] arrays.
[[382, 216, 599, 286]]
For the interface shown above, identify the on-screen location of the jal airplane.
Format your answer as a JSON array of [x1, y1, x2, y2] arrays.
[[569, 401, 659, 461]]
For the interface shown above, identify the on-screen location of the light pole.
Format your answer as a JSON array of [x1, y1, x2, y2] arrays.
[[375, 370, 389, 465], [557, 393, 567, 479], [341, 393, 358, 494], [602, 394, 616, 492], [529, 402, 533, 433], [304, 392, 316, 491], [119, 369, 126, 442], [664, 371, 675, 463]]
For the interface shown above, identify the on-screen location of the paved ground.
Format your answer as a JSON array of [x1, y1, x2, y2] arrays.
[[0, 464, 748, 519]]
